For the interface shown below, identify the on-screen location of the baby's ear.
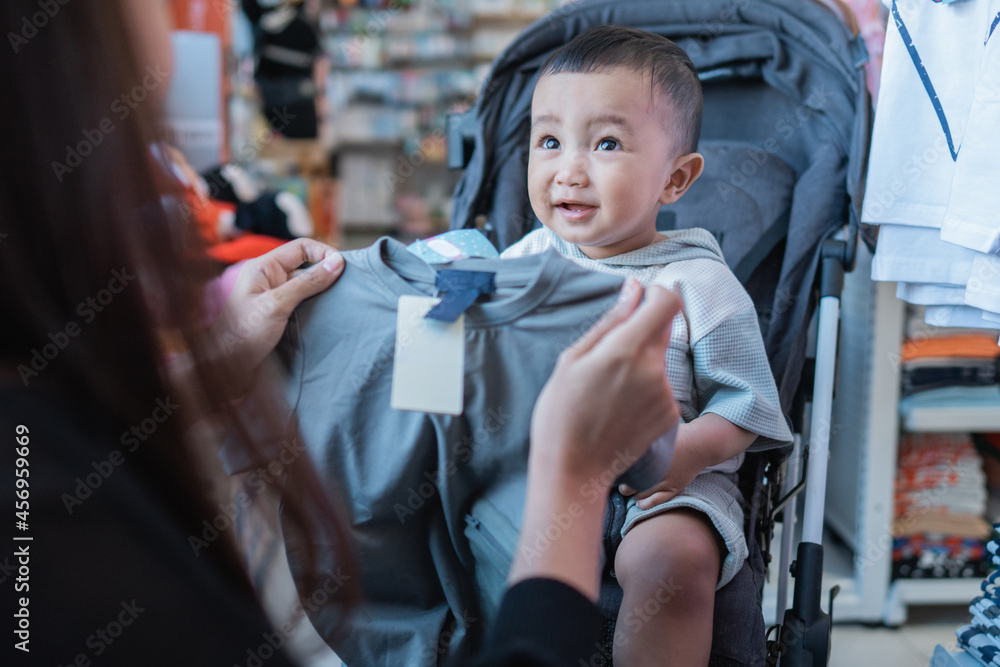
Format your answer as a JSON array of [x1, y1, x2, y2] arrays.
[[659, 153, 705, 206]]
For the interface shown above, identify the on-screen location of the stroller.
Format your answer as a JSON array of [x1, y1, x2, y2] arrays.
[[447, 0, 873, 665]]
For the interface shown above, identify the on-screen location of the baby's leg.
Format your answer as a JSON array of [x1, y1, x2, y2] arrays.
[[612, 507, 722, 667]]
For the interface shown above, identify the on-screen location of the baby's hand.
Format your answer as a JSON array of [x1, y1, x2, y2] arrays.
[[619, 429, 704, 509], [620, 414, 755, 508]]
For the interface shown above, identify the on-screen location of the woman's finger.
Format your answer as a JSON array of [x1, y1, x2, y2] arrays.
[[563, 277, 643, 360], [637, 491, 673, 510], [270, 253, 345, 314], [592, 285, 682, 358], [263, 238, 341, 274]]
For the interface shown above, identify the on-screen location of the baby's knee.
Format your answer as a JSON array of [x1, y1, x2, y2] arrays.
[[615, 512, 722, 595]]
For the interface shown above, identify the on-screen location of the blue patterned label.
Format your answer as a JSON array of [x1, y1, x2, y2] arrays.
[[407, 229, 499, 264]]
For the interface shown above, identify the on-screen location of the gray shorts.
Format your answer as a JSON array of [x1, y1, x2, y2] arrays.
[[621, 471, 747, 589]]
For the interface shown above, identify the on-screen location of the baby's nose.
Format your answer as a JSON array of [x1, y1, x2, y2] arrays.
[[555, 154, 589, 187]]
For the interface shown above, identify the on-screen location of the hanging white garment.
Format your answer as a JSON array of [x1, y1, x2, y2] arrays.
[[964, 254, 1000, 314], [895, 254, 1000, 315], [925, 305, 1000, 331], [896, 282, 967, 305], [940, 14, 1000, 255], [872, 225, 976, 285], [905, 306, 995, 338], [861, 0, 992, 229], [845, 0, 1000, 346]]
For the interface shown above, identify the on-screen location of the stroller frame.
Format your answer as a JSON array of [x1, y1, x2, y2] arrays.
[[447, 1, 874, 665]]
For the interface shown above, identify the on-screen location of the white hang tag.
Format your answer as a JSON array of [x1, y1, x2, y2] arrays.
[[391, 295, 465, 415]]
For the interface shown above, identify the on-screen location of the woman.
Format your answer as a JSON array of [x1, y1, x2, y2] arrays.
[[1, 1, 356, 663], [0, 1, 681, 664]]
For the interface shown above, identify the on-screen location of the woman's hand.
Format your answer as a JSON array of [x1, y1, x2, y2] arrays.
[[208, 238, 345, 391], [509, 278, 683, 601], [529, 278, 683, 486]]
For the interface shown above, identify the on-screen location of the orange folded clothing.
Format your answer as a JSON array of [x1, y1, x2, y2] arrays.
[[901, 335, 1000, 362], [895, 468, 963, 489], [898, 432, 977, 468]]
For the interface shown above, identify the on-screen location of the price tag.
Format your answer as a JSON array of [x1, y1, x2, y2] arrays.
[[391, 295, 465, 415]]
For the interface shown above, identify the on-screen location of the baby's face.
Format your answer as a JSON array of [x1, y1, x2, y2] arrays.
[[528, 68, 683, 259]]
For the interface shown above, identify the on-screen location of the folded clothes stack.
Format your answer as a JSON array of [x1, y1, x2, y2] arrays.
[[976, 435, 1000, 526], [892, 433, 992, 580], [897, 317, 1000, 431], [954, 527, 1000, 666], [900, 333, 1000, 397]]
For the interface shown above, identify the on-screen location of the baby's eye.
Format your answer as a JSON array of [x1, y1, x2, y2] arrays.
[[539, 136, 560, 150], [597, 138, 620, 151]]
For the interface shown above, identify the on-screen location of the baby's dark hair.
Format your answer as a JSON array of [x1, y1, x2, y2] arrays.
[[539, 25, 703, 154]]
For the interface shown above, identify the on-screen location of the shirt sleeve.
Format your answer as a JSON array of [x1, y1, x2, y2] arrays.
[[462, 578, 602, 667], [692, 306, 793, 450]]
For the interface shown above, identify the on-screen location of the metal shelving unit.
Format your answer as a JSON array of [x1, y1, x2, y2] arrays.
[[777, 240, 994, 627]]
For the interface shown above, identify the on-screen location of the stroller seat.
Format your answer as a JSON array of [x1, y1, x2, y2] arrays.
[[659, 140, 798, 286]]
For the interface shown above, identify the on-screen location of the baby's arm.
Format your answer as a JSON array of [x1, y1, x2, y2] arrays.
[[621, 262, 790, 505], [621, 413, 755, 507]]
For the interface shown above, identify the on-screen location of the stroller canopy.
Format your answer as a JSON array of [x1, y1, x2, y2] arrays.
[[449, 0, 871, 409]]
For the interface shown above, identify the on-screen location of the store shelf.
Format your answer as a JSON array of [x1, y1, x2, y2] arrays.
[[884, 578, 983, 627], [774, 247, 988, 627], [320, 0, 555, 238], [900, 397, 1000, 433], [467, 10, 548, 23], [882, 308, 998, 624]]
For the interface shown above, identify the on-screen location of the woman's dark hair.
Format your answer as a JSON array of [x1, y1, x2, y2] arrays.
[[0, 0, 356, 630], [540, 25, 703, 154]]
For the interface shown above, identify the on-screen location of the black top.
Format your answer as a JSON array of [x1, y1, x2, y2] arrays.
[[467, 578, 602, 666], [0, 386, 600, 665], [241, 0, 320, 79], [1, 385, 298, 666]]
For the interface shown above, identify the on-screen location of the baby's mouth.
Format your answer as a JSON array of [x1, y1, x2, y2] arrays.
[[555, 200, 597, 222], [557, 202, 596, 212]]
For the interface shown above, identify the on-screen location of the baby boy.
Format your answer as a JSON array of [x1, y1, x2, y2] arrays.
[[502, 25, 793, 666]]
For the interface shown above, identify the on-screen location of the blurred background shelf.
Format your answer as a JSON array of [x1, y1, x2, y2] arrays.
[[318, 0, 566, 244], [900, 390, 1000, 433]]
